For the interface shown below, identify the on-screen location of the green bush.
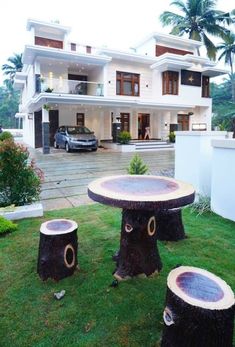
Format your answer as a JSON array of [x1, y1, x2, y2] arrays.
[[0, 131, 14, 142], [117, 131, 131, 144], [0, 140, 43, 207], [127, 154, 149, 175], [0, 216, 17, 235], [168, 131, 175, 143]]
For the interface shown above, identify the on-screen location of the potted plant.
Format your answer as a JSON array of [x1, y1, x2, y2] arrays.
[[168, 131, 175, 143], [43, 104, 50, 111], [44, 87, 53, 93], [117, 131, 131, 144]]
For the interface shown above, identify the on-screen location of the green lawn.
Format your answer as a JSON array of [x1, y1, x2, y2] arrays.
[[0, 205, 234, 347]]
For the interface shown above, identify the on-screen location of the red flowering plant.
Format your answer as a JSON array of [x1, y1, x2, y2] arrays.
[[0, 139, 44, 207]]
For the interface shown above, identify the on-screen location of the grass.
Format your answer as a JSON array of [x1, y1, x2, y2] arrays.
[[0, 204, 234, 347]]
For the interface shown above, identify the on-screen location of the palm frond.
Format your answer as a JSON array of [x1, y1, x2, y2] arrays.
[[159, 11, 186, 26], [202, 33, 217, 60]]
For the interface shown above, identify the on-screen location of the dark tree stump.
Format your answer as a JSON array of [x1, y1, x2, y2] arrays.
[[113, 209, 162, 281], [37, 219, 78, 281], [161, 266, 235, 347], [157, 208, 185, 241]]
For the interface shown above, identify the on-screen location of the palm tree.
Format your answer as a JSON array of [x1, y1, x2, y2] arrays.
[[217, 32, 235, 100], [159, 0, 234, 60], [217, 32, 235, 75], [2, 53, 23, 83]]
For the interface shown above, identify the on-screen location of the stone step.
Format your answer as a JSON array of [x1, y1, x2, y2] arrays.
[[131, 140, 168, 146], [135, 145, 174, 151]]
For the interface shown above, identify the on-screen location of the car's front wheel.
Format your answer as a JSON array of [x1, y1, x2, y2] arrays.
[[91, 148, 98, 152], [54, 140, 59, 149], [65, 142, 70, 153]]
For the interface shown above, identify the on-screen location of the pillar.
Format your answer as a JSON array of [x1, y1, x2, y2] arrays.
[[42, 107, 50, 154]]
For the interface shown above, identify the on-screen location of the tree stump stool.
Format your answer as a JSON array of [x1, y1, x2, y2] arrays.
[[113, 209, 162, 280], [161, 266, 235, 347], [156, 208, 185, 241], [37, 219, 78, 281]]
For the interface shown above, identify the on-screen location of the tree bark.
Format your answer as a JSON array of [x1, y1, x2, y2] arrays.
[[37, 219, 78, 281], [156, 209, 185, 241], [161, 266, 235, 347], [113, 209, 162, 280]]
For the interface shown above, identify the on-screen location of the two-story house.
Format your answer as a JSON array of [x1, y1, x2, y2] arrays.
[[14, 19, 227, 153]]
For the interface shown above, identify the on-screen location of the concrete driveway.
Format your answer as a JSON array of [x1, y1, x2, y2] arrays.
[[30, 147, 174, 211]]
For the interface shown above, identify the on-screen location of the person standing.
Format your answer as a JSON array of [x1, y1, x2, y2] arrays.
[[0, 125, 3, 133], [144, 126, 150, 140]]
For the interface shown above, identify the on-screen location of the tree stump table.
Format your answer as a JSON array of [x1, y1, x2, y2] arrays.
[[37, 219, 78, 281], [161, 266, 235, 347], [88, 175, 195, 281], [156, 208, 185, 241]]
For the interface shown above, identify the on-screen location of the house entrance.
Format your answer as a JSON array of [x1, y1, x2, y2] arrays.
[[138, 114, 150, 140], [177, 114, 189, 131], [120, 113, 130, 132]]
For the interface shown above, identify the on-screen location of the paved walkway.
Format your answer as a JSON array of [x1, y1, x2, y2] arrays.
[[30, 147, 175, 211]]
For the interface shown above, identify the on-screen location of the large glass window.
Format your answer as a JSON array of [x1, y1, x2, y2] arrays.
[[116, 72, 140, 96], [162, 71, 179, 95]]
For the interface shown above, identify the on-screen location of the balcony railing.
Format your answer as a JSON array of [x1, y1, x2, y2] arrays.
[[37, 77, 104, 97]]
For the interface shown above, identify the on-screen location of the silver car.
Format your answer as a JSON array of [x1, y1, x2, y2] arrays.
[[54, 125, 98, 152]]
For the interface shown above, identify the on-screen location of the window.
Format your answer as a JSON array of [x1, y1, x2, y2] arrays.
[[192, 123, 207, 131], [178, 115, 189, 131], [202, 76, 210, 97], [181, 70, 201, 86], [76, 113, 85, 126], [71, 43, 76, 51], [116, 71, 140, 96], [35, 36, 63, 49], [162, 71, 179, 95], [86, 46, 92, 54]]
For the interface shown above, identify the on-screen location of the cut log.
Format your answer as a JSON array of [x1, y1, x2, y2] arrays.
[[161, 266, 235, 347], [113, 209, 162, 281], [37, 219, 78, 281], [157, 208, 185, 241]]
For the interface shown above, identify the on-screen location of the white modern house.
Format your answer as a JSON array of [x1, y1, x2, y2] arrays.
[[14, 19, 227, 153]]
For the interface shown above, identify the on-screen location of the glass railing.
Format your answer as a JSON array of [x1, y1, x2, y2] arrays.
[[38, 77, 104, 96]]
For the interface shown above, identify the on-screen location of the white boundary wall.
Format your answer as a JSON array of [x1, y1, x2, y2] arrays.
[[211, 139, 235, 221], [175, 131, 227, 196]]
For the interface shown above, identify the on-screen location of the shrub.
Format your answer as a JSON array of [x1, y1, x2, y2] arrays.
[[0, 216, 17, 235], [168, 132, 175, 143], [127, 154, 149, 175], [0, 131, 14, 142], [118, 131, 131, 144], [0, 140, 44, 207]]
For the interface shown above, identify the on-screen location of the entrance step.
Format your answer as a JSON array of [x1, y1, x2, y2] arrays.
[[131, 140, 174, 151]]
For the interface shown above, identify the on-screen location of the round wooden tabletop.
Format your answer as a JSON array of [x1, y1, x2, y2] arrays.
[[88, 175, 195, 210]]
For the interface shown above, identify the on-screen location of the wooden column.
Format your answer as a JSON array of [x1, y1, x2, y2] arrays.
[[161, 266, 235, 347], [37, 219, 78, 281], [156, 208, 185, 241], [113, 209, 162, 281]]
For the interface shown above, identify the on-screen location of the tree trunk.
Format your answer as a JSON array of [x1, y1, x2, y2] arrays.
[[161, 266, 235, 347], [113, 209, 162, 281], [37, 219, 78, 281], [156, 209, 185, 241]]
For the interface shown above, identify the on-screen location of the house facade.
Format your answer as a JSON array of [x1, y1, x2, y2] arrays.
[[15, 19, 227, 153]]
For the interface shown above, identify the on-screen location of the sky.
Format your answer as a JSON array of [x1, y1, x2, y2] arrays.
[[0, 0, 234, 85]]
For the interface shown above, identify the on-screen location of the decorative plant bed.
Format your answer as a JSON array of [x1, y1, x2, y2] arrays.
[[0, 203, 43, 220]]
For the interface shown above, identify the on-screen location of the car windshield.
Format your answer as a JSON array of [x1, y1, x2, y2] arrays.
[[67, 126, 92, 135]]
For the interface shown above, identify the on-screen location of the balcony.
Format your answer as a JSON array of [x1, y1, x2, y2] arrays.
[[37, 77, 104, 97]]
